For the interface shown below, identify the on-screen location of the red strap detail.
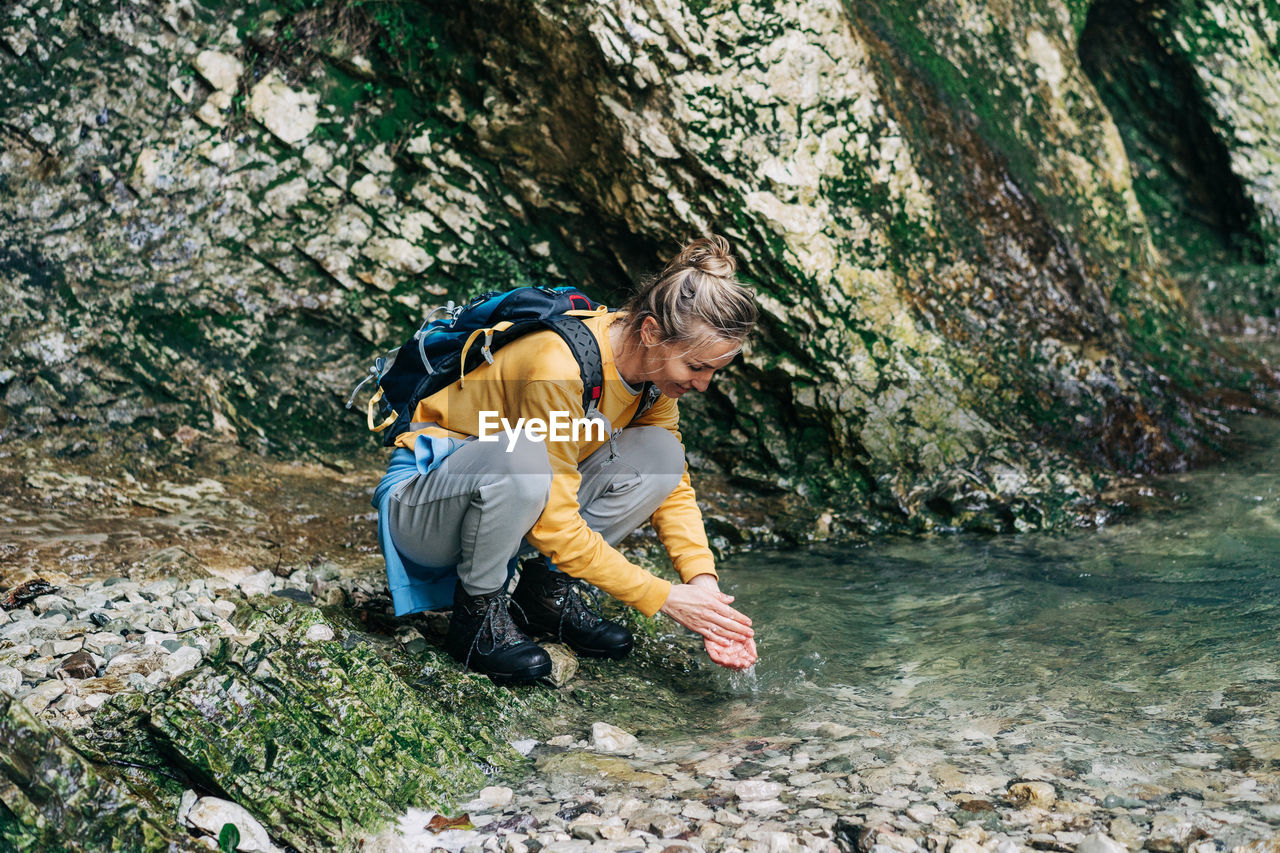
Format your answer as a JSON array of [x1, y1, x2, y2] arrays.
[[570, 294, 590, 310], [591, 385, 602, 400]]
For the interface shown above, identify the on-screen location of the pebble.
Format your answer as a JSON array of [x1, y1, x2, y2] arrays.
[[0, 667, 22, 695], [20, 680, 66, 714], [592, 722, 638, 753], [58, 650, 97, 679], [1007, 781, 1056, 808], [163, 646, 203, 677], [731, 780, 784, 802], [304, 624, 335, 643], [480, 786, 515, 808], [1077, 833, 1129, 853]]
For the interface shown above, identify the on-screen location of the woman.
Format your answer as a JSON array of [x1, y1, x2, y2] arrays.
[[373, 235, 758, 683]]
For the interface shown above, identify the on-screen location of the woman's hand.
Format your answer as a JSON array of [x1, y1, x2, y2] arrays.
[[660, 575, 758, 670]]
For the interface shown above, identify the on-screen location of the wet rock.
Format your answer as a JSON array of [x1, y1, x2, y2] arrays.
[[1107, 817, 1144, 850], [592, 722, 638, 753], [1077, 833, 1129, 853], [536, 752, 668, 794], [544, 644, 578, 688], [105, 648, 167, 678], [0, 694, 208, 848], [1007, 781, 1056, 808], [731, 780, 785, 802], [187, 796, 278, 852], [163, 646, 203, 678], [0, 666, 22, 695], [569, 814, 606, 841], [1145, 816, 1197, 853], [20, 680, 66, 714], [3, 579, 59, 609], [304, 623, 335, 643], [33, 594, 72, 614], [59, 650, 97, 679], [42, 638, 83, 656], [682, 801, 715, 822], [479, 786, 515, 808]]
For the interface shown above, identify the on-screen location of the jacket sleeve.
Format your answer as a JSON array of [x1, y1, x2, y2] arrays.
[[517, 378, 674, 616], [629, 394, 718, 584]]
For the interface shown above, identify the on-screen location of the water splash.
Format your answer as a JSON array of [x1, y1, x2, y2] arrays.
[[726, 664, 760, 694]]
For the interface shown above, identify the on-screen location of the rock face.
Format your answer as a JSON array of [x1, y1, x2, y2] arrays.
[[0, 0, 1276, 537]]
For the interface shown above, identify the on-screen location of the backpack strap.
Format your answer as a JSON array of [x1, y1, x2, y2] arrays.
[[544, 315, 605, 418], [635, 381, 662, 419]]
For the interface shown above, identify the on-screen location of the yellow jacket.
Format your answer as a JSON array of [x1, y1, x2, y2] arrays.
[[393, 311, 716, 615]]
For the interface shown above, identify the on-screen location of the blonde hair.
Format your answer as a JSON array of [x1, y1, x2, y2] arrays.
[[619, 234, 758, 353]]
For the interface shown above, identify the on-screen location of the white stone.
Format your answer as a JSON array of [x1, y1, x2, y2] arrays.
[[84, 632, 126, 654], [591, 722, 639, 753], [739, 798, 786, 815], [20, 680, 66, 715], [187, 797, 279, 852], [177, 789, 198, 824], [510, 739, 538, 756], [905, 804, 937, 824], [1076, 834, 1128, 853], [164, 646, 203, 678], [106, 649, 166, 677], [83, 693, 113, 710], [682, 801, 715, 821], [478, 785, 514, 807], [248, 72, 319, 145], [238, 570, 275, 597], [947, 841, 983, 853], [730, 780, 784, 802], [194, 50, 243, 93], [1172, 752, 1219, 768], [304, 624, 335, 643], [48, 638, 82, 656], [0, 667, 21, 695]]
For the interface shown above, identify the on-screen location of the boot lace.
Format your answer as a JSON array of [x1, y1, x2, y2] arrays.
[[464, 593, 532, 672], [551, 576, 607, 640]]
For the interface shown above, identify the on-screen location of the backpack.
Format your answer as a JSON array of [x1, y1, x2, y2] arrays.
[[346, 285, 663, 446]]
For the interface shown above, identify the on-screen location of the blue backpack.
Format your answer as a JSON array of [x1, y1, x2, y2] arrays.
[[347, 286, 662, 446]]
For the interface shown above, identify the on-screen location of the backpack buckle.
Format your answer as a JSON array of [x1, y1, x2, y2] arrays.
[[481, 330, 495, 364]]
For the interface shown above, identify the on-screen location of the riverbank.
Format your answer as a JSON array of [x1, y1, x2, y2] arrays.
[[5, 424, 1280, 852]]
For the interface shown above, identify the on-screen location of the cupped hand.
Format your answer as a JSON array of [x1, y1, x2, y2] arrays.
[[659, 577, 757, 669], [705, 635, 758, 670]]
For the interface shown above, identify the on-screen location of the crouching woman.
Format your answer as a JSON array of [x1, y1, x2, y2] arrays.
[[372, 235, 758, 683]]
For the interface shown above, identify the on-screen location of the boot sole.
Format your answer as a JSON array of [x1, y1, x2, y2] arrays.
[[484, 660, 552, 685]]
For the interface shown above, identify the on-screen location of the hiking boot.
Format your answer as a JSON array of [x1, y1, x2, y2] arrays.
[[511, 558, 634, 659], [444, 580, 552, 684]]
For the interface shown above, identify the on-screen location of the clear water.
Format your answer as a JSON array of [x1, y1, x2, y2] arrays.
[[633, 415, 1280, 808]]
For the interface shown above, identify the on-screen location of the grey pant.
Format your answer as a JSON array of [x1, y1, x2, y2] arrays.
[[388, 426, 685, 595]]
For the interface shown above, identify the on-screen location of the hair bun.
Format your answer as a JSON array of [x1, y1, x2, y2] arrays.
[[668, 234, 736, 278]]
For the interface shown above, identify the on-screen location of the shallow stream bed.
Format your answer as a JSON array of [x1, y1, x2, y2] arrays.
[[422, 417, 1280, 853]]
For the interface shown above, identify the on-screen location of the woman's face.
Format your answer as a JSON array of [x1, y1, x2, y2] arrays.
[[641, 322, 741, 399]]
